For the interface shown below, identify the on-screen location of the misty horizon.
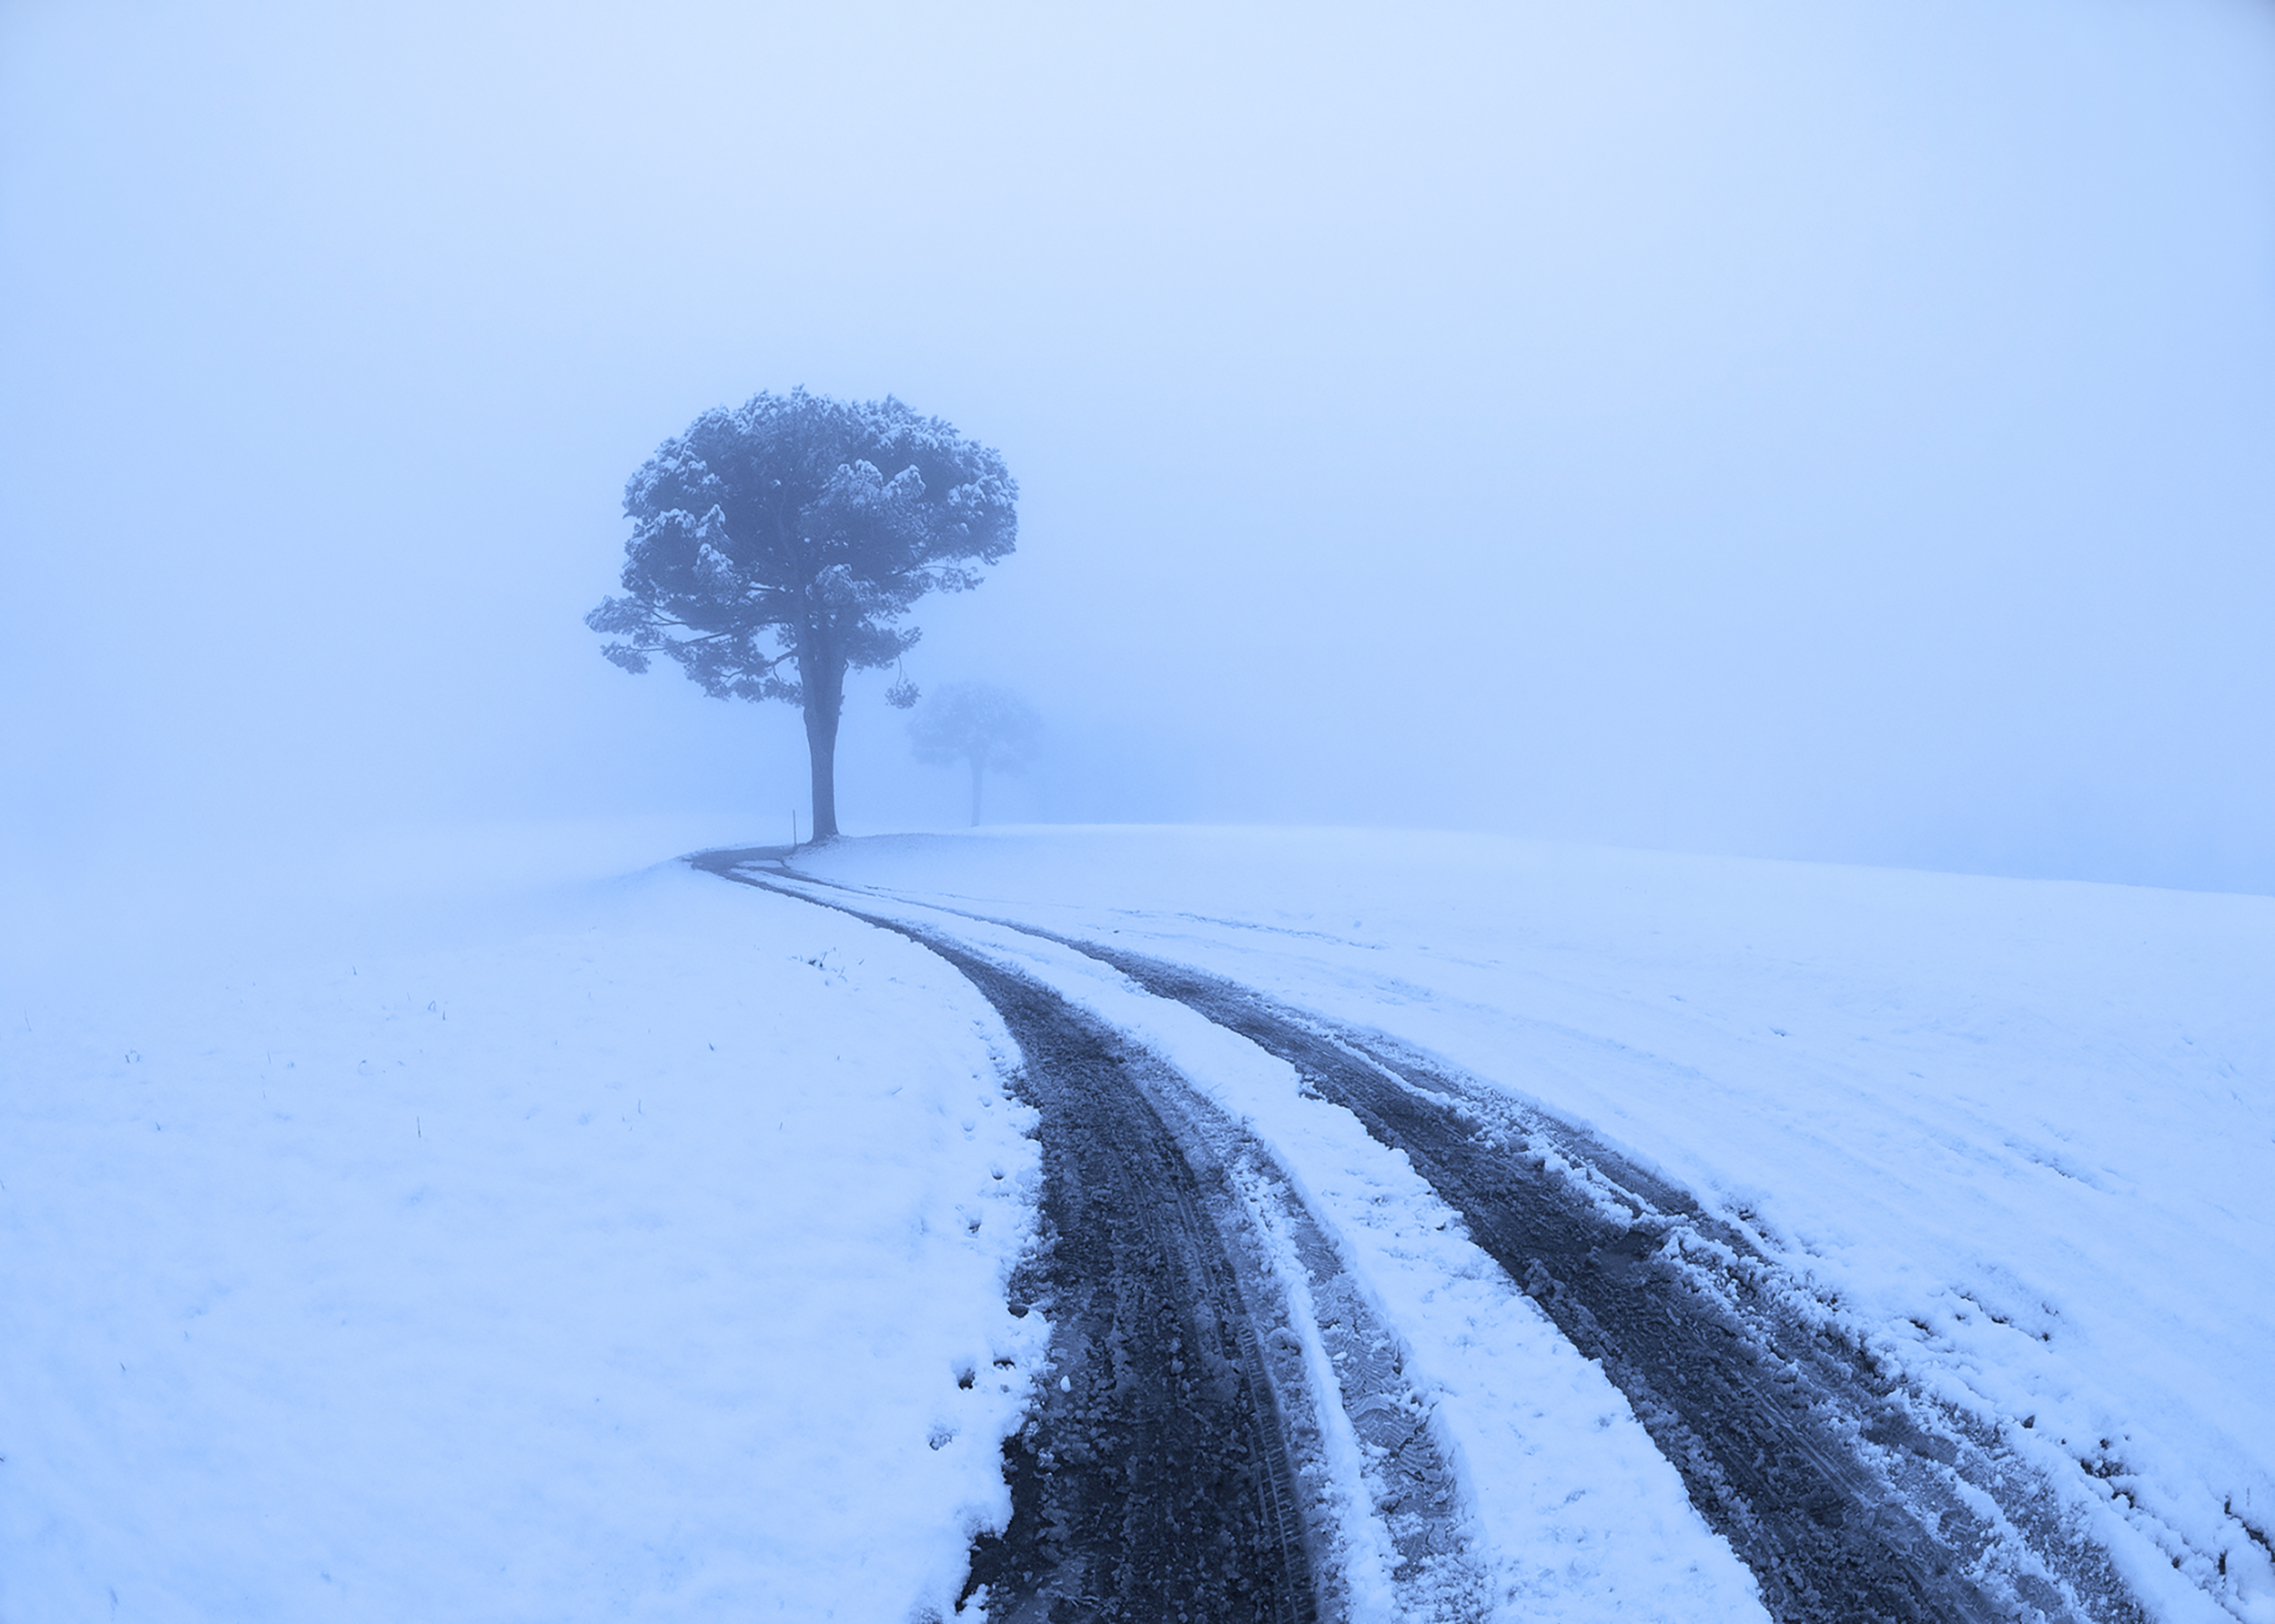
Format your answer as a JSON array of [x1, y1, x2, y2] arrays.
[[6, 0, 2274, 896]]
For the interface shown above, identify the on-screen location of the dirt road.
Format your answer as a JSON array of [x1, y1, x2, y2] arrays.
[[694, 850, 2140, 1624]]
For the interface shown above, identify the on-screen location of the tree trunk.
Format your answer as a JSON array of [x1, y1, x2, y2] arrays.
[[969, 753, 983, 827], [801, 653, 846, 842]]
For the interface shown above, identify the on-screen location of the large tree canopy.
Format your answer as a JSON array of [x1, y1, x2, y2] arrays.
[[588, 389, 1016, 840]]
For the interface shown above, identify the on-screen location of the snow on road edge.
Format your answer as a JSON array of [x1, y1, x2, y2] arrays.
[[761, 870, 1771, 1624], [1, 862, 1050, 1622]]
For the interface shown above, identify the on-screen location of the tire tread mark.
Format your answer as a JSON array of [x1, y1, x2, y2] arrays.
[[1055, 936, 2147, 1624], [723, 861, 2147, 1624], [693, 855, 1319, 1624]]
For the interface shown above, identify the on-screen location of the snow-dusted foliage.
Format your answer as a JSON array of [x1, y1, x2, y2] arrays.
[[586, 389, 1016, 835]]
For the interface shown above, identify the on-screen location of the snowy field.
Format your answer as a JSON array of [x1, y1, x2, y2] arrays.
[[5, 823, 2272, 1620], [2, 842, 1046, 1621]]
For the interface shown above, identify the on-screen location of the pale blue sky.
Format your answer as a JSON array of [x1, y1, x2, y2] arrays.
[[5, 0, 2273, 889]]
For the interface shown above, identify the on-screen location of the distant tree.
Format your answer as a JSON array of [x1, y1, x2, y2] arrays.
[[908, 683, 1042, 827], [587, 390, 1016, 841]]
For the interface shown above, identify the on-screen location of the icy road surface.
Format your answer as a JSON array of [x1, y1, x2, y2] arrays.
[[4, 825, 2270, 1622]]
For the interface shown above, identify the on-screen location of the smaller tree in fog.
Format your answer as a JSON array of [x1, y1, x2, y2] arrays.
[[908, 683, 1041, 826]]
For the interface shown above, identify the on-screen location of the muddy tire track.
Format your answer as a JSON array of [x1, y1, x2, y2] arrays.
[[701, 852, 2148, 1621], [693, 854, 1320, 1623], [942, 948, 1313, 1624], [1026, 935, 2149, 1624]]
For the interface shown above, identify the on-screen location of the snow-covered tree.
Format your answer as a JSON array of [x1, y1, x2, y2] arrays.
[[588, 390, 1017, 841], [908, 683, 1041, 826]]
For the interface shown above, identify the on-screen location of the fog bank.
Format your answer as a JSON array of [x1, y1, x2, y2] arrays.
[[6, 0, 2273, 895]]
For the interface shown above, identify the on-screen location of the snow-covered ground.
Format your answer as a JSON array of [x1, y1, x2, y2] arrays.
[[5, 823, 2271, 1621], [2, 849, 1046, 1621]]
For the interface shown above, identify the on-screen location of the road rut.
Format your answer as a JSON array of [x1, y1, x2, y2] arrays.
[[696, 852, 2146, 1624], [696, 853, 1322, 1623]]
